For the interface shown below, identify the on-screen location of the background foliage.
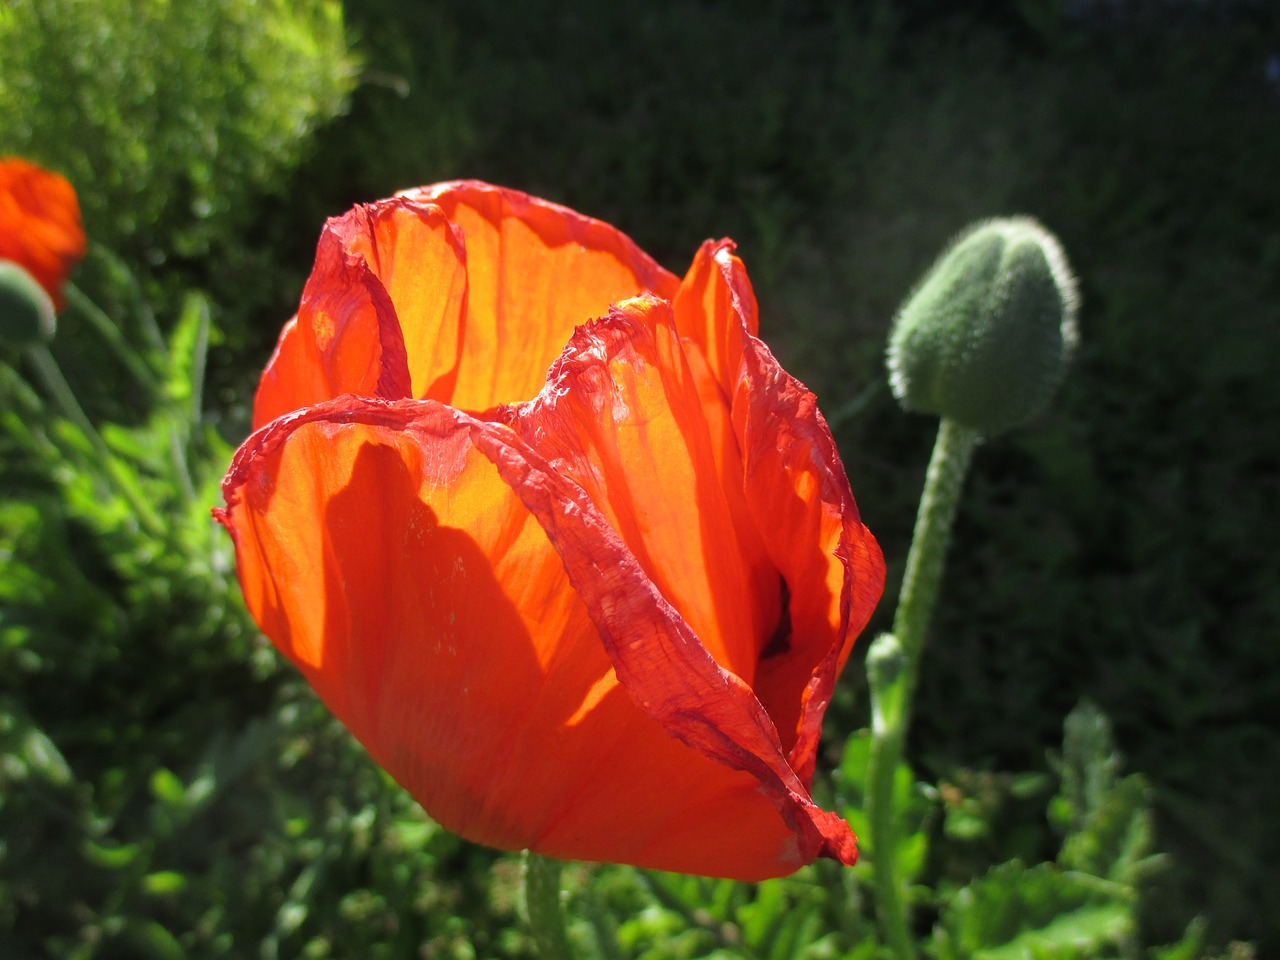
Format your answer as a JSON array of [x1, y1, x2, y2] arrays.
[[2, 0, 1276, 956], [0, 0, 355, 327]]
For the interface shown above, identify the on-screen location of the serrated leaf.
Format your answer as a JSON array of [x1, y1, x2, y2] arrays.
[[838, 729, 874, 841], [1150, 919, 1207, 960], [897, 829, 929, 882], [709, 876, 743, 921], [769, 902, 824, 960], [739, 879, 788, 945], [975, 902, 1130, 960], [840, 940, 882, 960], [164, 292, 211, 438], [934, 860, 1135, 960], [1060, 773, 1154, 884], [1056, 701, 1122, 836], [1054, 701, 1155, 885]]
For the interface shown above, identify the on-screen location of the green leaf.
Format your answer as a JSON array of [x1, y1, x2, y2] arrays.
[[164, 292, 211, 439], [82, 839, 142, 869], [1054, 701, 1156, 885], [150, 767, 188, 808], [837, 729, 874, 842], [933, 861, 1134, 960], [129, 918, 186, 959], [141, 870, 187, 896], [1054, 701, 1121, 835], [975, 903, 1130, 960], [1060, 773, 1155, 885], [1150, 919, 1207, 960], [769, 903, 824, 960], [19, 722, 74, 786]]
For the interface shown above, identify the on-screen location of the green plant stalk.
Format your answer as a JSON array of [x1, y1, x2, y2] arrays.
[[88, 243, 167, 359], [892, 418, 980, 666], [63, 281, 162, 393], [167, 294, 213, 505], [24, 343, 166, 537], [865, 631, 914, 960], [866, 417, 980, 960], [522, 851, 575, 960]]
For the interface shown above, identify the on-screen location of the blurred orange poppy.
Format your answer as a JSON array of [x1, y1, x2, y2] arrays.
[[0, 158, 86, 311], [217, 181, 884, 880]]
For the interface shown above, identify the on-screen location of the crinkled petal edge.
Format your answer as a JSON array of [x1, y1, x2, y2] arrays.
[[216, 394, 857, 869]]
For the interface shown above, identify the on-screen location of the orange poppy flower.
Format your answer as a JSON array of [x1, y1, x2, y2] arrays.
[[216, 181, 884, 880], [0, 158, 86, 311]]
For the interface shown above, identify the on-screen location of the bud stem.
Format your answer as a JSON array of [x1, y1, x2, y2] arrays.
[[24, 343, 166, 537], [522, 851, 575, 960], [867, 417, 980, 960], [63, 281, 162, 394], [893, 418, 980, 676]]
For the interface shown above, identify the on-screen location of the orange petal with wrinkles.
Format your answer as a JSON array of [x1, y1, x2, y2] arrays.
[[672, 238, 755, 400], [334, 199, 469, 403], [219, 397, 852, 878], [222, 400, 605, 851], [507, 296, 778, 685], [252, 200, 470, 429], [472, 405, 858, 873], [253, 224, 409, 430], [680, 243, 884, 772], [400, 181, 681, 412]]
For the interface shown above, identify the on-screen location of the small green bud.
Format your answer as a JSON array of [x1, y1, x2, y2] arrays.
[[887, 217, 1079, 434], [865, 632, 906, 691], [0, 259, 57, 348], [865, 632, 908, 733]]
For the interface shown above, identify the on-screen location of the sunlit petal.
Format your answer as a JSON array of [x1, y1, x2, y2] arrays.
[[252, 220, 410, 430], [400, 180, 680, 412]]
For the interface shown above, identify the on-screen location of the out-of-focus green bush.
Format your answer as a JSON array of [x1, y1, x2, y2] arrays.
[[0, 0, 355, 267]]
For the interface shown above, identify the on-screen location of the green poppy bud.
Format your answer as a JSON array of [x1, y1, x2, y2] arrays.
[[887, 217, 1079, 435], [0, 259, 57, 348]]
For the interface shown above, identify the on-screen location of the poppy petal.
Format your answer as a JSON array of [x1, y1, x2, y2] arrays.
[[252, 216, 412, 430], [737, 331, 884, 779], [220, 397, 854, 879], [0, 157, 85, 311], [221, 399, 617, 852], [691, 245, 885, 776], [332, 199, 470, 403], [399, 180, 681, 412], [469, 411, 859, 875], [672, 238, 756, 402], [507, 295, 779, 687]]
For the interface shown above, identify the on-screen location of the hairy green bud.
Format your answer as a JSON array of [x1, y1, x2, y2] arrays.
[[0, 260, 56, 348], [887, 217, 1079, 434]]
